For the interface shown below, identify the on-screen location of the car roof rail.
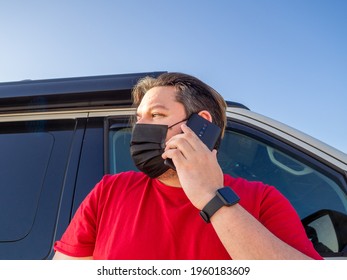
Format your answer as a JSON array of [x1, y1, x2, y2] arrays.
[[226, 101, 250, 110]]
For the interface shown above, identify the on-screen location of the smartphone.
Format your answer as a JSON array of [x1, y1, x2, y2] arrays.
[[164, 113, 221, 170]]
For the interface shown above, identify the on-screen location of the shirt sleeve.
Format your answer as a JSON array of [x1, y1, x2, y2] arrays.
[[257, 183, 323, 259], [226, 175, 323, 260]]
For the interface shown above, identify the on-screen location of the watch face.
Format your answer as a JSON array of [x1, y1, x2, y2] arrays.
[[217, 187, 240, 205]]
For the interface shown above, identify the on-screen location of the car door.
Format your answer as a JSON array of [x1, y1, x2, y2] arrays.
[[0, 118, 85, 259], [222, 109, 347, 259]]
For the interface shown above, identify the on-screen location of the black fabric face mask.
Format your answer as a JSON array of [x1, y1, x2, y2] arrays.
[[130, 119, 186, 178]]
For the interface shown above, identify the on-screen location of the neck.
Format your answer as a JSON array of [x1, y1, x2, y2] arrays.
[[157, 169, 182, 188]]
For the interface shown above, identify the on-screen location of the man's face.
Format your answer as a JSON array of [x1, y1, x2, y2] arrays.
[[136, 86, 187, 141]]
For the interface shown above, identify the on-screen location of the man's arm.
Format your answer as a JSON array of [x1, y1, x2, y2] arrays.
[[210, 202, 312, 259]]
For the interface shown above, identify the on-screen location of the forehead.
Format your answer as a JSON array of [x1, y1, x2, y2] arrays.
[[137, 86, 181, 111]]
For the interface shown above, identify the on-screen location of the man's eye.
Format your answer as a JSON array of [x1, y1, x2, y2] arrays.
[[152, 113, 163, 118]]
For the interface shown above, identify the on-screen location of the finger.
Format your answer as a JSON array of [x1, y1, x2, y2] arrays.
[[180, 123, 211, 152], [165, 136, 194, 159], [162, 147, 185, 161]]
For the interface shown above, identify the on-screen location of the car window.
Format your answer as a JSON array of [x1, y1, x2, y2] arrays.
[[0, 122, 54, 241], [218, 130, 347, 218], [107, 117, 138, 174], [109, 127, 138, 174], [218, 127, 347, 257], [0, 120, 76, 259]]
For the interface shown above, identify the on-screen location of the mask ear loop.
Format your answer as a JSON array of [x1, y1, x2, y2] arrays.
[[168, 118, 188, 129], [164, 117, 190, 171]]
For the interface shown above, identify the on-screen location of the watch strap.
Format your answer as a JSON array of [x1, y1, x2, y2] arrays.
[[199, 195, 224, 223], [200, 187, 240, 223]]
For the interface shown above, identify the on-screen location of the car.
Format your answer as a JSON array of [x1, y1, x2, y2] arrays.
[[0, 72, 346, 260]]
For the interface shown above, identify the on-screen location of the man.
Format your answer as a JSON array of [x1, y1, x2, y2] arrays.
[[53, 72, 322, 259]]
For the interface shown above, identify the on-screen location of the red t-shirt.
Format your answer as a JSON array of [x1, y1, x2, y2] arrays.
[[54, 171, 322, 259]]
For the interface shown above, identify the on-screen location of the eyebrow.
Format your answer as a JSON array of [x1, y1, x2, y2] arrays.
[[136, 104, 170, 115], [150, 104, 170, 110]]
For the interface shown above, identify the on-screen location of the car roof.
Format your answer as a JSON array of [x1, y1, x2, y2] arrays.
[[0, 72, 165, 113], [0, 72, 252, 114]]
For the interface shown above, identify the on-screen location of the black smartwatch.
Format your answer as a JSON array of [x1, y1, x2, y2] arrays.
[[200, 187, 240, 223]]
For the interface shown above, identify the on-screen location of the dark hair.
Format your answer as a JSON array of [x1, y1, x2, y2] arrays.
[[132, 72, 227, 145]]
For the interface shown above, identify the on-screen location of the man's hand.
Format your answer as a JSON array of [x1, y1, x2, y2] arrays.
[[162, 123, 224, 209]]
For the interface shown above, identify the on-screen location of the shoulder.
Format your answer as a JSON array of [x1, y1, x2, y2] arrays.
[[89, 171, 149, 200], [101, 171, 148, 185], [83, 171, 150, 212]]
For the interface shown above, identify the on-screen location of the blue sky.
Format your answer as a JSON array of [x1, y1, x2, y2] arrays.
[[1, 1, 346, 154]]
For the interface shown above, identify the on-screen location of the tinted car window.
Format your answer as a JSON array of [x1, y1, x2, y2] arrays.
[[109, 127, 138, 174], [0, 120, 76, 259], [219, 130, 347, 219], [0, 123, 54, 241], [218, 126, 347, 256], [107, 117, 138, 174]]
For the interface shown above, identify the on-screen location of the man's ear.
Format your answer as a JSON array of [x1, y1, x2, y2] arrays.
[[197, 110, 213, 122]]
